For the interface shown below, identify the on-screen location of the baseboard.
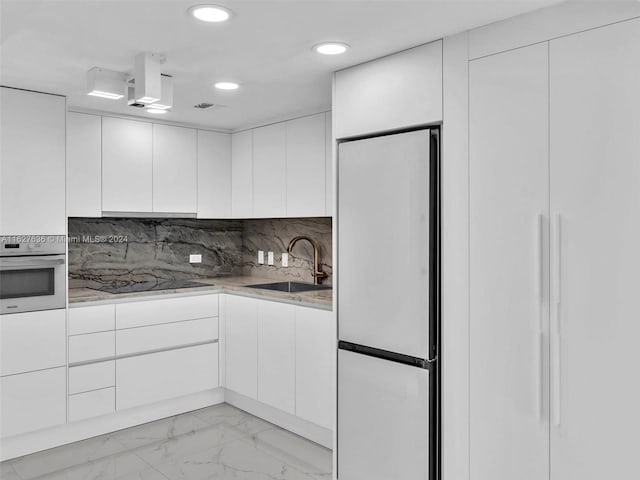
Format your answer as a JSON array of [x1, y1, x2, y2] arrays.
[[0, 388, 224, 461], [225, 389, 333, 449]]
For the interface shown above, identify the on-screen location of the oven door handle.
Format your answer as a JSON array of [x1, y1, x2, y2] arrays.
[[0, 258, 65, 269]]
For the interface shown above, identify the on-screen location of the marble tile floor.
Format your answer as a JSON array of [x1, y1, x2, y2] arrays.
[[0, 404, 332, 480]]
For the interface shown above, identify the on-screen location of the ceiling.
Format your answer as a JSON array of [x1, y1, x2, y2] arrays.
[[1, 0, 560, 131]]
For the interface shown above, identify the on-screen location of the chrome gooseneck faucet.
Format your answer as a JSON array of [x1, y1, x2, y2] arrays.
[[287, 236, 328, 285]]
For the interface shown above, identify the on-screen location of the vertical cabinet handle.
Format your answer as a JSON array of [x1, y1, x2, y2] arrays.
[[536, 214, 544, 421], [552, 213, 562, 427]]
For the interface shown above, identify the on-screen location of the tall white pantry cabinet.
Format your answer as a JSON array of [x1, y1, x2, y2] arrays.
[[469, 17, 640, 480]]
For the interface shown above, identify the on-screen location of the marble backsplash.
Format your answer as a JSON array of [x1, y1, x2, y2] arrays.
[[68, 217, 333, 288], [68, 218, 243, 288], [242, 217, 333, 285]]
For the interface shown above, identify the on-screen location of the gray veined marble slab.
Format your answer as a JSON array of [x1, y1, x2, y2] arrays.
[[111, 411, 211, 450], [190, 404, 276, 436], [0, 461, 21, 480], [8, 434, 129, 479], [28, 452, 151, 480], [153, 438, 318, 480]]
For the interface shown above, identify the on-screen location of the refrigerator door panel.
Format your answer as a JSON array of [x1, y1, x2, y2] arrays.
[[338, 349, 430, 480], [338, 130, 431, 358]]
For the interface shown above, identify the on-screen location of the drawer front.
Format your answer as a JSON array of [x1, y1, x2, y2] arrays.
[[68, 304, 115, 335], [69, 387, 115, 422], [116, 343, 218, 411], [68, 361, 115, 395], [116, 294, 218, 329], [116, 317, 218, 356], [0, 309, 66, 376], [68, 331, 115, 364], [0, 367, 66, 438]]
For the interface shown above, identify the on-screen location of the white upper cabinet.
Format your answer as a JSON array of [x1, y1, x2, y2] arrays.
[[252, 123, 287, 218], [286, 113, 326, 217], [334, 41, 442, 139], [102, 117, 153, 213], [231, 130, 253, 218], [0, 87, 65, 235], [197, 130, 232, 218], [152, 124, 197, 213], [67, 112, 102, 217]]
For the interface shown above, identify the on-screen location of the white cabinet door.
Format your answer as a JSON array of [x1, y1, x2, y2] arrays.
[[102, 117, 153, 212], [197, 130, 232, 218], [225, 295, 258, 398], [325, 112, 333, 216], [257, 300, 295, 414], [334, 41, 442, 139], [152, 124, 197, 213], [286, 113, 326, 217], [115, 294, 218, 329], [0, 309, 66, 376], [0, 87, 65, 235], [0, 367, 66, 438], [67, 112, 102, 217], [253, 123, 286, 218], [549, 19, 640, 480], [116, 343, 218, 410], [231, 130, 253, 218], [469, 43, 550, 480], [295, 307, 334, 429]]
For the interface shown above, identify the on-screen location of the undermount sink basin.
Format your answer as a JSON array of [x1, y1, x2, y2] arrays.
[[247, 281, 331, 293]]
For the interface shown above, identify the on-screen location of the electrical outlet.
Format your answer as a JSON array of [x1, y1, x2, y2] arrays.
[[258, 250, 264, 265], [267, 251, 274, 265], [282, 253, 288, 267], [189, 254, 202, 263]]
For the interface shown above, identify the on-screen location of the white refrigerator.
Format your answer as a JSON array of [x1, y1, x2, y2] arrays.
[[337, 128, 440, 480]]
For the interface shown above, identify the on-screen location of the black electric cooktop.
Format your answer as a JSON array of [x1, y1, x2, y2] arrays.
[[88, 279, 210, 294]]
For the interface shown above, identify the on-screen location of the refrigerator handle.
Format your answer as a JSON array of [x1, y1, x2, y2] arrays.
[[536, 214, 544, 422], [552, 213, 562, 427]]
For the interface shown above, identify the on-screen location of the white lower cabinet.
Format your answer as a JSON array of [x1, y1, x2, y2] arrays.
[[0, 367, 66, 438], [257, 301, 295, 414], [295, 307, 335, 429], [68, 361, 115, 395], [116, 343, 219, 410], [69, 388, 115, 423], [225, 295, 258, 398]]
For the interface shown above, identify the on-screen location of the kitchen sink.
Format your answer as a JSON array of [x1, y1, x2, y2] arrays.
[[247, 281, 331, 293]]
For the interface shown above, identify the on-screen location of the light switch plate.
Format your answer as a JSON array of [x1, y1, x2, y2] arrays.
[[282, 253, 288, 267], [189, 254, 202, 263], [267, 251, 274, 266], [258, 250, 264, 265]]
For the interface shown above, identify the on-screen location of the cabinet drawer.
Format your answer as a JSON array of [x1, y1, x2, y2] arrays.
[[68, 361, 115, 395], [0, 367, 66, 438], [0, 309, 66, 376], [69, 387, 115, 422], [68, 331, 115, 364], [116, 294, 218, 329], [116, 317, 218, 356], [68, 304, 115, 335], [116, 343, 218, 410]]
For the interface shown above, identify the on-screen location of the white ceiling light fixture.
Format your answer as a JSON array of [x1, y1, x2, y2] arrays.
[[214, 81, 239, 90], [189, 4, 232, 23], [86, 67, 126, 99], [134, 52, 162, 104], [314, 42, 350, 55], [147, 108, 168, 114]]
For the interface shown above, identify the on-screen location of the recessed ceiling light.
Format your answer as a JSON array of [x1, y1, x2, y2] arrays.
[[189, 5, 231, 23], [314, 42, 350, 55], [147, 108, 168, 114], [214, 81, 239, 90]]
